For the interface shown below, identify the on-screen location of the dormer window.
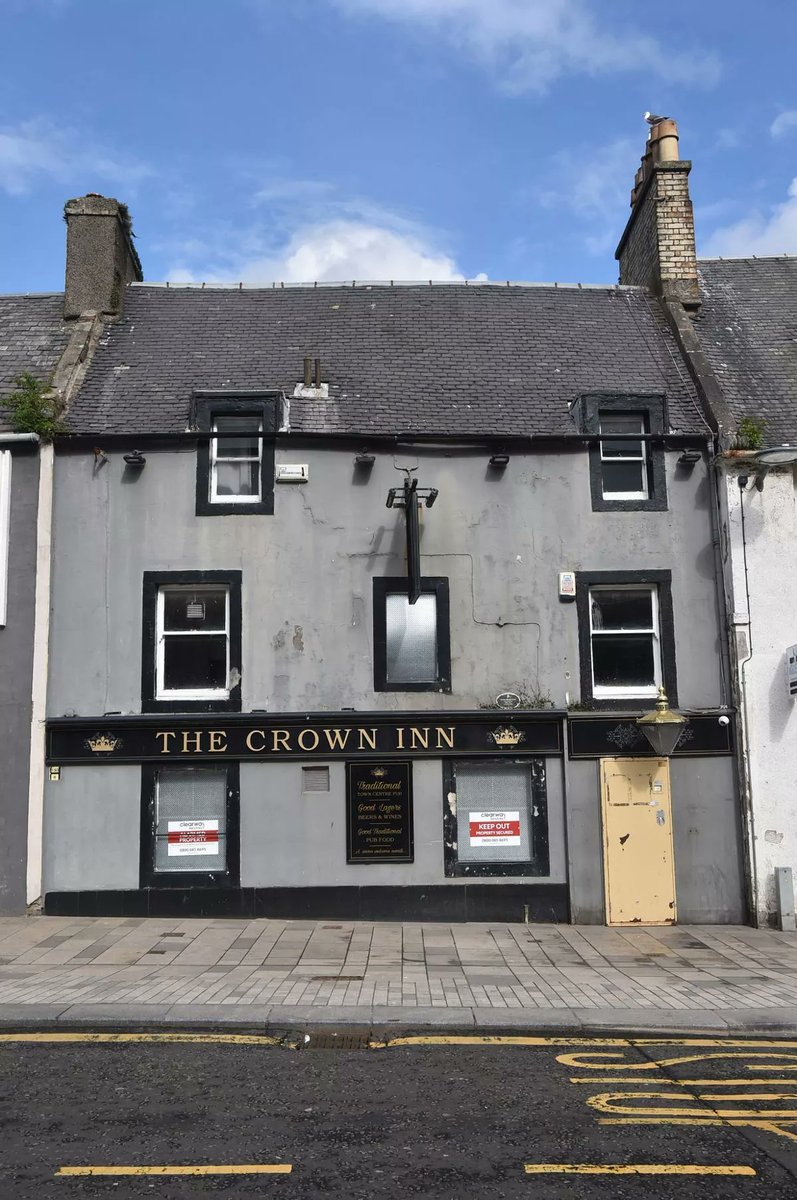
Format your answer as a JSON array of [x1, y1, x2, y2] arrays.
[[599, 411, 649, 500], [194, 394, 277, 516], [574, 393, 668, 513]]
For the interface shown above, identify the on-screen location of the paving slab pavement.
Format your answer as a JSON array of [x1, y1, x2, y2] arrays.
[[2, 917, 797, 1034]]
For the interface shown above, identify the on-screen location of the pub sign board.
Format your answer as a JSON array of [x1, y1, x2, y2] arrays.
[[567, 713, 735, 759], [45, 711, 564, 765], [346, 761, 413, 864]]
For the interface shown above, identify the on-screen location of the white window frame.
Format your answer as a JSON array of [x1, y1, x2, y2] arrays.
[[599, 412, 649, 500], [155, 585, 230, 701], [589, 584, 661, 700], [0, 450, 10, 628], [209, 417, 262, 505]]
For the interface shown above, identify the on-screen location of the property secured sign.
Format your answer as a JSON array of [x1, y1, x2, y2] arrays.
[[469, 811, 522, 848], [167, 819, 220, 856]]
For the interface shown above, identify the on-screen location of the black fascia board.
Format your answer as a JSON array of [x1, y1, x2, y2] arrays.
[[54, 431, 713, 449]]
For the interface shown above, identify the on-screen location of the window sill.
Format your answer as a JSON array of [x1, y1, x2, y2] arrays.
[[142, 696, 242, 714]]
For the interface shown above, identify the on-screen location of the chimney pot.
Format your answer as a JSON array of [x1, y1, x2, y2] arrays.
[[63, 194, 142, 319], [649, 118, 680, 163]]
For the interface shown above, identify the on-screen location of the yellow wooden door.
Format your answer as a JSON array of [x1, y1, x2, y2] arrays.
[[601, 757, 676, 926]]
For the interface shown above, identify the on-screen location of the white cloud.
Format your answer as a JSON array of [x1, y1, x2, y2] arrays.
[[535, 137, 635, 255], [170, 219, 466, 283], [771, 111, 797, 140], [329, 0, 719, 92], [0, 118, 151, 196], [702, 178, 797, 257], [162, 174, 483, 283]]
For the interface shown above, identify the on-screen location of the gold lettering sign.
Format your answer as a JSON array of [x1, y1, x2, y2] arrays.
[[152, 723, 465, 758]]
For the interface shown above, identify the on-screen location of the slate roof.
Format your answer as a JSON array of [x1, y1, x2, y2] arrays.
[[67, 283, 706, 437], [695, 257, 797, 444], [0, 294, 71, 433]]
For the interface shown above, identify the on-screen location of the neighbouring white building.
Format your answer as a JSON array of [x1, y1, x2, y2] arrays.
[[692, 257, 797, 926]]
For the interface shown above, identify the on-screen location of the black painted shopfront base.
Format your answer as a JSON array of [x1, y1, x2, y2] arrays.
[[44, 884, 569, 923]]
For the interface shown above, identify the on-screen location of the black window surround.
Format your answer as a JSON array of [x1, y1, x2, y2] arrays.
[[442, 758, 549, 878], [141, 570, 242, 713], [575, 569, 677, 710], [575, 391, 668, 512], [373, 577, 451, 693], [194, 393, 278, 516], [139, 762, 240, 889]]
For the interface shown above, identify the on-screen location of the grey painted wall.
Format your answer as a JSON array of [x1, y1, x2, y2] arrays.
[[47, 443, 725, 715], [44, 765, 140, 892], [42, 757, 566, 892], [44, 441, 738, 916], [0, 447, 38, 914]]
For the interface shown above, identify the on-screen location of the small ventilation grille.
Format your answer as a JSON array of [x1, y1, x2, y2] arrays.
[[302, 766, 330, 792]]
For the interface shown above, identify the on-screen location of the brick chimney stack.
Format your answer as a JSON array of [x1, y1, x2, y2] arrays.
[[63, 194, 143, 319], [615, 119, 700, 309]]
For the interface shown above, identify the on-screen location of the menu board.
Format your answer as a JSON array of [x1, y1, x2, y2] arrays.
[[346, 761, 413, 864]]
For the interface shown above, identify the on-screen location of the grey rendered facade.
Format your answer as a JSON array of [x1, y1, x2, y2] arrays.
[[43, 430, 742, 922]]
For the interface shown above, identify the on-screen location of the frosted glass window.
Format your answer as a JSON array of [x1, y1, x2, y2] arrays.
[[455, 763, 534, 863], [154, 767, 227, 874], [385, 592, 437, 683]]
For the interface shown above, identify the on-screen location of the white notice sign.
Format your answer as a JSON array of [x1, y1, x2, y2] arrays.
[[167, 819, 220, 857], [469, 811, 522, 848]]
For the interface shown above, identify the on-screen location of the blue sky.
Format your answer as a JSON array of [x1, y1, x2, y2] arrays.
[[1, 0, 795, 292]]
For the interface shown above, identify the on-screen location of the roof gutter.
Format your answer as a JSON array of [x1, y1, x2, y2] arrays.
[[0, 432, 39, 445]]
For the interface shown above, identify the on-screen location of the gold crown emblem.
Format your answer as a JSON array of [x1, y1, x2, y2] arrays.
[[490, 725, 525, 747], [371, 766, 388, 777], [86, 734, 121, 753]]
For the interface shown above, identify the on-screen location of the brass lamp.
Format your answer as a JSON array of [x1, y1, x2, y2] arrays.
[[636, 687, 687, 757]]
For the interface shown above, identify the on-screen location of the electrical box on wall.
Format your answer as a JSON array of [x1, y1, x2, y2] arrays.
[[559, 571, 576, 600], [787, 644, 797, 699], [276, 464, 309, 484]]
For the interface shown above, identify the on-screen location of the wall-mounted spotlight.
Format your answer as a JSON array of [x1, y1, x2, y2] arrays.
[[677, 449, 701, 467], [354, 450, 375, 469], [489, 453, 510, 469], [123, 449, 147, 468]]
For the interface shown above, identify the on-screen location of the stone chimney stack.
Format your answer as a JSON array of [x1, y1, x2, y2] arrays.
[[615, 118, 700, 308], [63, 194, 143, 319]]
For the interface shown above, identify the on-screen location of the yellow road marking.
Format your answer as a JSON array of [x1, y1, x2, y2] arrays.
[[599, 1117, 797, 1144], [56, 1164, 292, 1176], [523, 1163, 755, 1176], [557, 1050, 797, 1071], [571, 1077, 797, 1086], [587, 1091, 797, 1118], [0, 1033, 283, 1046], [377, 1036, 797, 1050], [374, 1036, 632, 1049]]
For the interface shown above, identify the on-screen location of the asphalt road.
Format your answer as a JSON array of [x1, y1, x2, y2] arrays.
[[4, 1031, 797, 1198]]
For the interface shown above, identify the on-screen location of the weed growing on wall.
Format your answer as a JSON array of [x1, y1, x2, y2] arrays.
[[5, 373, 65, 441], [735, 416, 766, 451]]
